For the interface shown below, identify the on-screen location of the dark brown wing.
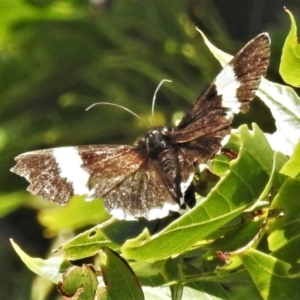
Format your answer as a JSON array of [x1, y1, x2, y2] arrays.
[[11, 145, 143, 205], [11, 145, 179, 219], [173, 33, 270, 144], [163, 33, 270, 207], [99, 160, 178, 219], [79, 145, 179, 218]]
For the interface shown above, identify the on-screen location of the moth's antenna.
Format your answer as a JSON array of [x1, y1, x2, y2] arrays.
[[86, 102, 148, 127], [151, 79, 172, 126]]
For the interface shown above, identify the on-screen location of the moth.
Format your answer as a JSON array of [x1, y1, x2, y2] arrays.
[[11, 33, 270, 220]]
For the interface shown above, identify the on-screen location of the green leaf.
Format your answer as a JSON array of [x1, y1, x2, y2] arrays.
[[260, 151, 288, 199], [280, 140, 300, 180], [184, 283, 228, 300], [130, 261, 165, 287], [122, 124, 274, 262], [57, 224, 119, 260], [257, 78, 300, 155], [10, 239, 71, 284], [268, 178, 300, 265], [58, 218, 155, 260], [196, 28, 233, 68], [191, 268, 263, 299], [279, 8, 300, 87], [240, 248, 300, 300], [99, 247, 144, 300], [160, 257, 183, 283], [207, 150, 287, 265], [211, 154, 231, 177], [57, 264, 98, 299], [207, 213, 266, 255], [160, 257, 185, 300], [211, 132, 242, 177]]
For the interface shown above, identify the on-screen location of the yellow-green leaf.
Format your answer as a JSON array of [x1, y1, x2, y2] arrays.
[[279, 8, 300, 87], [99, 247, 144, 300], [240, 248, 300, 299], [10, 239, 71, 284], [280, 140, 300, 180]]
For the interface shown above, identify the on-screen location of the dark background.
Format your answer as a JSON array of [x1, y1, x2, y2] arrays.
[[0, 0, 298, 299]]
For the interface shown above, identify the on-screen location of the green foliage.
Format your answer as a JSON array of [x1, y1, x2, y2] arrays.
[[2, 1, 300, 300], [279, 8, 300, 87], [281, 140, 300, 180], [11, 238, 72, 284], [8, 28, 300, 299], [99, 247, 145, 300]]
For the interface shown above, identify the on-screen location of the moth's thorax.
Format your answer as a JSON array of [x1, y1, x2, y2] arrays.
[[138, 127, 174, 158]]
